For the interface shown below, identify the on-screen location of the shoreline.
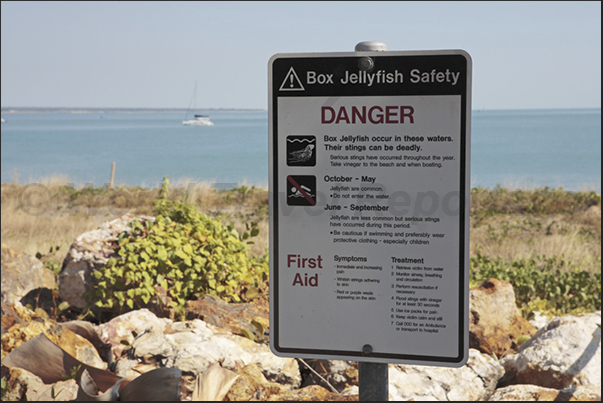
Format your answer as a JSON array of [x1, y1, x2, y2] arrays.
[[0, 107, 266, 114], [2, 107, 599, 114], [0, 177, 270, 191]]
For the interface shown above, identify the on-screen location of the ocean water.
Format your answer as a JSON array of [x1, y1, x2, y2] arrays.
[[1, 108, 600, 192], [470, 108, 600, 192], [1, 112, 269, 189]]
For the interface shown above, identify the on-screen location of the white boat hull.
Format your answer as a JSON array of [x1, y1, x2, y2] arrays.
[[182, 117, 214, 126]]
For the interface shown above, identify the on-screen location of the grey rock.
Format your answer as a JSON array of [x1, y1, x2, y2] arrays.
[[1, 243, 56, 305], [389, 349, 504, 401], [500, 311, 601, 390], [98, 309, 301, 388], [228, 335, 300, 388], [489, 384, 602, 401], [113, 357, 140, 379], [97, 308, 171, 361], [469, 278, 537, 357], [2, 367, 78, 401], [57, 214, 154, 309], [529, 311, 552, 330]]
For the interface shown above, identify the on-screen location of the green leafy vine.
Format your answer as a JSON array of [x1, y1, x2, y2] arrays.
[[85, 176, 268, 319]]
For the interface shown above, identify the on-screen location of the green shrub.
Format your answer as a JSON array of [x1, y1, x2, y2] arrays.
[[470, 254, 601, 317], [85, 177, 268, 319]]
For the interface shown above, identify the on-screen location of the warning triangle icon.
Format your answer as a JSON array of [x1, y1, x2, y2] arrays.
[[279, 67, 305, 91]]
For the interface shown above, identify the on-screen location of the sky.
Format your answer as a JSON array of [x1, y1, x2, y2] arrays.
[[1, 1, 601, 110]]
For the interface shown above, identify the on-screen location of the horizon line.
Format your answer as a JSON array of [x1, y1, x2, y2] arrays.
[[1, 106, 600, 113], [0, 107, 267, 113]]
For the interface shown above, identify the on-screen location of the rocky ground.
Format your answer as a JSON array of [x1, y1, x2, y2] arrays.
[[1, 214, 601, 401]]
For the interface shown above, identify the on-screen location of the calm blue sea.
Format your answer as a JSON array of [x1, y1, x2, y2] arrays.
[[1, 109, 600, 193]]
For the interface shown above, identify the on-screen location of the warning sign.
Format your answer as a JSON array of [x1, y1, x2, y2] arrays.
[[269, 49, 472, 367], [279, 67, 305, 91]]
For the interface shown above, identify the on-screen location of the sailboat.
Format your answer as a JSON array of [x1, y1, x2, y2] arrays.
[[182, 81, 214, 126]]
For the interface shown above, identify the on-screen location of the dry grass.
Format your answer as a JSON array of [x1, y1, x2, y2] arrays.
[[469, 184, 601, 273], [1, 179, 270, 267], [470, 211, 601, 274], [1, 179, 600, 276], [1, 177, 112, 261]]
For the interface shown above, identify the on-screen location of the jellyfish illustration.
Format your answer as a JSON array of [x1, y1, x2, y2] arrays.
[[288, 144, 315, 163]]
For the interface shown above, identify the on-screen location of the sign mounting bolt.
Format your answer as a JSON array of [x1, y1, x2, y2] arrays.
[[358, 57, 374, 71], [355, 41, 386, 72]]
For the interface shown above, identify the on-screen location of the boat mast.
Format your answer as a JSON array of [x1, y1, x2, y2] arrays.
[[184, 81, 197, 120], [192, 81, 197, 115]]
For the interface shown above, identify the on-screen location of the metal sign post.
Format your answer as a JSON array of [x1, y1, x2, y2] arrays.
[[268, 42, 472, 397], [356, 42, 390, 402], [359, 361, 388, 401]]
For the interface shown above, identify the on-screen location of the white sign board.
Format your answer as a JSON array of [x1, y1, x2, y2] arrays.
[[269, 50, 472, 366]]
